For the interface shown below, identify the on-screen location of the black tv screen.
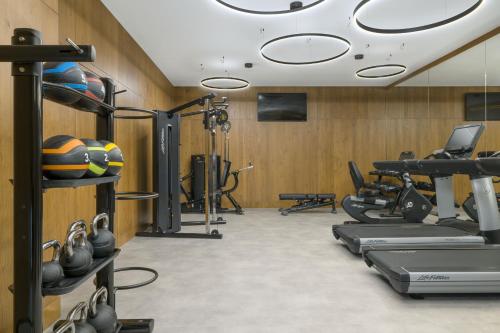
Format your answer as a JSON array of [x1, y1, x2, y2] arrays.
[[257, 93, 307, 122], [465, 93, 500, 121]]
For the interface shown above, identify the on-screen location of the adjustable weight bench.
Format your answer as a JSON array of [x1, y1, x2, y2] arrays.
[[278, 193, 337, 216]]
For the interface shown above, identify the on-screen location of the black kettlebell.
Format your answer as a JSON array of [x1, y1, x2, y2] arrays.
[[60, 229, 93, 277], [88, 213, 115, 258], [54, 302, 96, 333], [87, 287, 118, 333], [53, 320, 76, 333], [42, 240, 65, 288], [67, 219, 94, 256]]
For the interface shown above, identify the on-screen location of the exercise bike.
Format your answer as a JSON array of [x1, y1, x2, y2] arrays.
[[342, 161, 432, 224]]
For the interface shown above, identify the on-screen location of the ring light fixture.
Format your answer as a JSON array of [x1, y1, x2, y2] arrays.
[[215, 0, 325, 15], [353, 0, 483, 34], [260, 33, 351, 65], [356, 64, 407, 78], [201, 77, 250, 90]]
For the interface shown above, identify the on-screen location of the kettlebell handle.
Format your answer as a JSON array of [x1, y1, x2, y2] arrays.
[[64, 229, 87, 258], [43, 240, 62, 262], [67, 302, 88, 321], [91, 213, 110, 236], [89, 286, 108, 317], [67, 219, 87, 236], [52, 320, 75, 333]]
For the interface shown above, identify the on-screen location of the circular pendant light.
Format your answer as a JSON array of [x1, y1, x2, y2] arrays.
[[215, 0, 325, 15], [353, 0, 483, 34], [201, 77, 249, 90], [261, 33, 351, 65], [356, 64, 407, 78]]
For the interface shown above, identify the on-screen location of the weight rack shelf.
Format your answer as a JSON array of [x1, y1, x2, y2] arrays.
[[43, 82, 116, 115], [1, 28, 154, 333], [42, 175, 120, 189], [42, 249, 121, 296]]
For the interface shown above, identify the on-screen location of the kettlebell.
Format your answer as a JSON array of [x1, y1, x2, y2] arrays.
[[88, 213, 115, 258], [60, 229, 93, 277], [53, 320, 76, 333], [54, 302, 97, 333], [87, 287, 118, 333], [42, 240, 65, 288], [67, 219, 94, 256]]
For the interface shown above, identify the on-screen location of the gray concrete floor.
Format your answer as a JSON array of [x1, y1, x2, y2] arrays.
[[59, 209, 500, 333]]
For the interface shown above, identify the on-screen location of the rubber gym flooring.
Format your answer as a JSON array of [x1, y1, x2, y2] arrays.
[[58, 209, 500, 333]]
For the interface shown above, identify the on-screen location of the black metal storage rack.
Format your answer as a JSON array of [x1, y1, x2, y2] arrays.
[[0, 28, 153, 333]]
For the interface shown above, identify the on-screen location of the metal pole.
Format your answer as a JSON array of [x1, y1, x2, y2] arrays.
[[96, 78, 116, 308], [210, 111, 218, 225], [12, 28, 44, 333], [203, 99, 211, 234]]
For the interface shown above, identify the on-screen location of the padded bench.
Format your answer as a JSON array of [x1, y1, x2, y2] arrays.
[[278, 193, 337, 216]]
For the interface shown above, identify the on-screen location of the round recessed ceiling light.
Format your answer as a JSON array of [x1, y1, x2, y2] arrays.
[[261, 33, 351, 65], [353, 0, 483, 34], [201, 77, 250, 90], [356, 64, 407, 78], [215, 0, 325, 14]]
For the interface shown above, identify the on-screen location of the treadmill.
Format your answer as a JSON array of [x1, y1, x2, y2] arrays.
[[363, 157, 500, 294], [333, 124, 485, 254]]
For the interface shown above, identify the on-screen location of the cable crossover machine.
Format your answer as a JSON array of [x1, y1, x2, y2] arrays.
[[115, 94, 230, 239]]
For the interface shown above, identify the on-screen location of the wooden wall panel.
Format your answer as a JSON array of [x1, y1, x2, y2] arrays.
[[0, 0, 174, 331], [175, 86, 500, 208]]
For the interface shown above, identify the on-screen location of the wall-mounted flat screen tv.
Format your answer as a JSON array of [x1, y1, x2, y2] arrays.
[[257, 93, 307, 122], [465, 93, 500, 121]]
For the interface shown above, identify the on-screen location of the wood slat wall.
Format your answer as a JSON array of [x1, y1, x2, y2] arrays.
[[0, 0, 174, 331], [175, 86, 500, 208], [1, 1, 499, 331]]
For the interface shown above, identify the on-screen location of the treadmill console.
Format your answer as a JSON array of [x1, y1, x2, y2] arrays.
[[443, 124, 484, 158]]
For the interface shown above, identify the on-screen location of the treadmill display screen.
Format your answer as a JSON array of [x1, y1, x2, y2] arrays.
[[444, 124, 484, 153]]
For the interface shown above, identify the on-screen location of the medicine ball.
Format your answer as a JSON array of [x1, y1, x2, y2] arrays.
[[100, 141, 124, 176], [81, 139, 109, 178], [43, 135, 90, 179], [43, 62, 88, 104], [83, 71, 106, 101]]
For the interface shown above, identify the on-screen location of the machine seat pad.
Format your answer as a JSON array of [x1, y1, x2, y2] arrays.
[[279, 193, 335, 201]]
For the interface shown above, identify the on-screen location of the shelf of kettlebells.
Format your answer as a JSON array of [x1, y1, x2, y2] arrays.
[[42, 248, 121, 296]]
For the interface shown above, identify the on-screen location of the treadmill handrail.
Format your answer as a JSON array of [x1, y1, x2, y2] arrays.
[[373, 158, 500, 177]]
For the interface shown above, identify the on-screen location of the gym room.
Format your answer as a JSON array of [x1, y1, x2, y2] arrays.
[[1, 0, 500, 332]]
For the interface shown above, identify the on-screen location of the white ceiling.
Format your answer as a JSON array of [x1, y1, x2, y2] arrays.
[[101, 0, 500, 87], [402, 33, 500, 86]]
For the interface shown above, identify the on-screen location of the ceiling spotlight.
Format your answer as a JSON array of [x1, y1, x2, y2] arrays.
[[201, 77, 250, 90], [354, 54, 364, 60], [215, 0, 324, 15], [290, 1, 303, 10], [245, 63, 253, 69], [356, 64, 406, 79], [353, 0, 483, 34], [260, 33, 351, 65]]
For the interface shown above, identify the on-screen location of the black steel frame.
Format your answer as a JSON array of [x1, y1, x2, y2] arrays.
[[114, 96, 224, 239], [2, 28, 153, 333]]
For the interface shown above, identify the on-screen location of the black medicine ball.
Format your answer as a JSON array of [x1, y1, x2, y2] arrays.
[[42, 135, 90, 179], [100, 141, 124, 176], [83, 71, 106, 101], [81, 139, 109, 177], [43, 62, 88, 104]]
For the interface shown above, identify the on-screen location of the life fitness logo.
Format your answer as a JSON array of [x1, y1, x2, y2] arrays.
[[416, 275, 450, 281]]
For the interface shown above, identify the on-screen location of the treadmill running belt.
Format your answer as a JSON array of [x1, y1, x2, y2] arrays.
[[365, 248, 500, 294], [332, 224, 478, 254]]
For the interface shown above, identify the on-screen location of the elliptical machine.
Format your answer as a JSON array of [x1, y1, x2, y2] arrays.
[[342, 161, 432, 224]]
